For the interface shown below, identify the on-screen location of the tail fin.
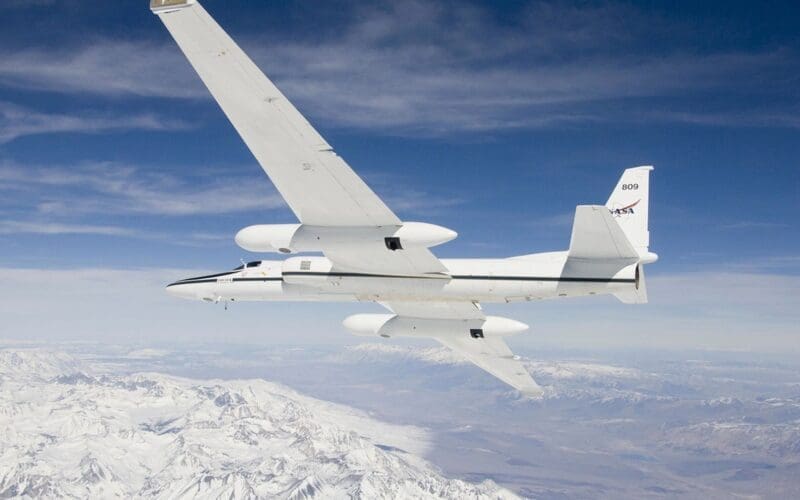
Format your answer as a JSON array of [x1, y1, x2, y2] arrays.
[[568, 205, 638, 261], [562, 166, 655, 305], [606, 166, 653, 256]]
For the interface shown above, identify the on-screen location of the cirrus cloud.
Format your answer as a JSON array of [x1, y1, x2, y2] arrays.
[[0, 1, 795, 135]]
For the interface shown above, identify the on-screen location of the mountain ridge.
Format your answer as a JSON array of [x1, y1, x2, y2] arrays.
[[0, 349, 519, 499]]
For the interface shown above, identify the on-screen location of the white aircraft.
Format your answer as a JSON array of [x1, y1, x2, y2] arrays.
[[153, 0, 657, 397]]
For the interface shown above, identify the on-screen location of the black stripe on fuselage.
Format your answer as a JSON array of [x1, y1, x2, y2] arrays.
[[453, 275, 635, 283], [167, 277, 283, 287], [170, 271, 634, 287], [281, 271, 449, 280], [282, 271, 633, 283], [172, 270, 237, 283]]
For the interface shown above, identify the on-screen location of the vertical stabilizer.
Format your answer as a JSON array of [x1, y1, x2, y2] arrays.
[[606, 166, 653, 255], [568, 205, 638, 261]]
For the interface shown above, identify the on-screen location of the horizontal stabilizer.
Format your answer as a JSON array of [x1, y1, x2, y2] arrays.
[[568, 205, 638, 261]]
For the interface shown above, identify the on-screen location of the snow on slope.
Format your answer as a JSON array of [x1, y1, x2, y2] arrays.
[[525, 361, 641, 380], [339, 343, 645, 386], [0, 350, 84, 381], [661, 421, 800, 458], [337, 344, 467, 365], [0, 349, 518, 499]]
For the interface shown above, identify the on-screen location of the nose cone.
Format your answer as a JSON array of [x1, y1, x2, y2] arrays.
[[166, 281, 202, 300]]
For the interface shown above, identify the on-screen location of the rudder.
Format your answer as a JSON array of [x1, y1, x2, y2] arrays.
[[606, 166, 653, 255]]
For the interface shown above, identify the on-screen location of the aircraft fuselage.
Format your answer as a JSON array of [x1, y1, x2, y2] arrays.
[[166, 251, 639, 305]]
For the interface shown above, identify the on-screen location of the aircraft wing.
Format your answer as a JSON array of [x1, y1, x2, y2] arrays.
[[151, 0, 396, 227], [381, 301, 543, 397], [152, 1, 446, 275], [434, 334, 543, 398]]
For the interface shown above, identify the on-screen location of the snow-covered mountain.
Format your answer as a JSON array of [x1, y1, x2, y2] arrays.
[[333, 343, 467, 366], [303, 343, 800, 495], [336, 343, 646, 382], [0, 349, 518, 499]]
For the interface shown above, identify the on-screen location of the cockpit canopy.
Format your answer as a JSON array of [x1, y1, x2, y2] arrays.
[[233, 261, 262, 270]]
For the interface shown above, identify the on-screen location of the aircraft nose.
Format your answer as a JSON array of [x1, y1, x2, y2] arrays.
[[166, 281, 197, 300]]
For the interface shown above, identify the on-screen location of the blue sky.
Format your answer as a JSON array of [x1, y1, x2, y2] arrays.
[[0, 0, 798, 350]]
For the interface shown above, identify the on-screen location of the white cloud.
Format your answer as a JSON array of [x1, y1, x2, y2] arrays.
[[720, 255, 800, 274], [633, 107, 800, 129], [0, 221, 138, 236], [266, 46, 792, 133], [125, 348, 171, 359], [0, 0, 56, 8], [0, 220, 243, 246], [0, 161, 291, 243], [718, 221, 790, 230], [0, 2, 794, 133], [0, 267, 797, 353], [0, 161, 285, 217], [0, 267, 361, 344], [361, 171, 464, 216], [0, 42, 204, 98], [501, 271, 800, 355], [0, 102, 191, 143], [0, 160, 462, 229]]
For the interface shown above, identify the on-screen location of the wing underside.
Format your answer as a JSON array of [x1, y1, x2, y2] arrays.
[[434, 334, 542, 398], [381, 301, 543, 397]]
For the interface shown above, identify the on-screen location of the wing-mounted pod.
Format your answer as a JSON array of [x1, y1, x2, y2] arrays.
[[343, 314, 529, 339], [235, 222, 457, 255], [236, 224, 304, 254]]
